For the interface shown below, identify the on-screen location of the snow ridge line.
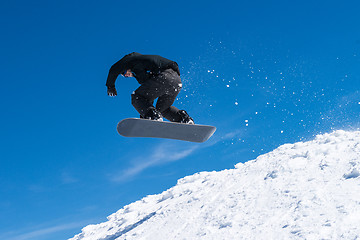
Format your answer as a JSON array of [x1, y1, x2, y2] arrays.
[[70, 130, 360, 240]]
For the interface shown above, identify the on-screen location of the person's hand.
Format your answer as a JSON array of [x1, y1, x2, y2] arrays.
[[107, 86, 117, 97]]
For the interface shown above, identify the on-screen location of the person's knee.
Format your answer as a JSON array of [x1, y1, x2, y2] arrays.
[[131, 91, 141, 107]]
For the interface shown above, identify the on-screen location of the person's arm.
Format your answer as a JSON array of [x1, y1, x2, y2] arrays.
[[106, 60, 130, 96], [106, 61, 126, 88]]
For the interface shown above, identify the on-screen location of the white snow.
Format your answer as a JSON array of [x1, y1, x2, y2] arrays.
[[70, 130, 360, 240]]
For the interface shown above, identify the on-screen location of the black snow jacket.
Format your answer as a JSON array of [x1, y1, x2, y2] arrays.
[[106, 52, 181, 87]]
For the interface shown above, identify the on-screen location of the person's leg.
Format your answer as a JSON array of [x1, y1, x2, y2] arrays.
[[156, 95, 182, 122], [157, 95, 194, 124], [152, 69, 183, 121], [131, 80, 162, 117], [132, 69, 194, 123]]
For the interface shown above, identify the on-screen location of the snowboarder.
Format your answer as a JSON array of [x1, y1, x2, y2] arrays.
[[106, 52, 194, 124]]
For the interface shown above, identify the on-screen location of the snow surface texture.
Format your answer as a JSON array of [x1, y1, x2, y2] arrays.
[[70, 130, 360, 240]]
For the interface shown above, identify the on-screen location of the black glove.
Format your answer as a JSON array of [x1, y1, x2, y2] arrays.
[[107, 86, 117, 97]]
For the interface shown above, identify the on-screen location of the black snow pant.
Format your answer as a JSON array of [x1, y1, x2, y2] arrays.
[[131, 69, 183, 122]]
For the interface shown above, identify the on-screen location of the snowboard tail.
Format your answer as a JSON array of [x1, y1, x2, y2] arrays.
[[117, 118, 216, 143]]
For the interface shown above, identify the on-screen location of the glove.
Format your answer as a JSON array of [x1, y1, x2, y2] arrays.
[[107, 86, 117, 97]]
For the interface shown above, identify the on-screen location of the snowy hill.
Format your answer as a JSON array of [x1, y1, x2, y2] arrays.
[[70, 130, 360, 240]]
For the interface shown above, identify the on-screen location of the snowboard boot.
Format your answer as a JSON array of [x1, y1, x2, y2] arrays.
[[143, 108, 163, 121], [178, 110, 194, 124]]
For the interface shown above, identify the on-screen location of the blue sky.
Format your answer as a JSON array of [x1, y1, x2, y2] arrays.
[[1, 0, 360, 239]]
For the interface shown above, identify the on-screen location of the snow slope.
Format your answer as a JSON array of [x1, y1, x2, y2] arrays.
[[70, 130, 360, 240]]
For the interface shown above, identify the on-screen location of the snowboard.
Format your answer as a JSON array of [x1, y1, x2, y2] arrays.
[[117, 118, 216, 143]]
